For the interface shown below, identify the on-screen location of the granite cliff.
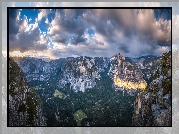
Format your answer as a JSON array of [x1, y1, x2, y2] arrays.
[[9, 57, 46, 126], [132, 51, 171, 126]]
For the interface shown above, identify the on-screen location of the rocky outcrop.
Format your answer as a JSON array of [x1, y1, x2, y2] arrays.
[[154, 106, 171, 126], [15, 52, 147, 93], [9, 57, 46, 126], [13, 57, 65, 83], [126, 55, 161, 84], [132, 51, 171, 126], [109, 52, 147, 92], [132, 91, 171, 126], [58, 56, 109, 92]]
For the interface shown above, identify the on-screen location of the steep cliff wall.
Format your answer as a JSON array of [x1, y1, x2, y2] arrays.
[[9, 57, 46, 126], [132, 51, 171, 126]]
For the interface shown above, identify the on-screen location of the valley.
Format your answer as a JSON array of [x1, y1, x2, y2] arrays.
[[10, 51, 171, 126]]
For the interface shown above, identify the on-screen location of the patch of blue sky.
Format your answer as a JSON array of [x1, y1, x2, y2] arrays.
[[38, 17, 49, 33], [49, 42, 54, 49], [47, 9, 56, 23], [153, 9, 171, 21], [19, 9, 39, 24], [88, 28, 95, 36], [67, 34, 74, 40]]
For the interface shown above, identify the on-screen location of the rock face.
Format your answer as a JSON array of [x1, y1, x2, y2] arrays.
[[14, 57, 65, 83], [109, 52, 147, 93], [9, 57, 46, 126], [58, 56, 109, 92], [126, 55, 161, 84], [132, 51, 171, 126], [11, 51, 171, 126], [14, 52, 146, 93]]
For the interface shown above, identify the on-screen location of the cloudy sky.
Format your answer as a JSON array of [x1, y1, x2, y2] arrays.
[[8, 6, 172, 59]]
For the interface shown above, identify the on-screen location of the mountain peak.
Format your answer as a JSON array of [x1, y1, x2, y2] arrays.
[[110, 52, 125, 61], [118, 52, 125, 60]]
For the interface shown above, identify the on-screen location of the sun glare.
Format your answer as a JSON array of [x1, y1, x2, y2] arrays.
[[10, 51, 22, 57]]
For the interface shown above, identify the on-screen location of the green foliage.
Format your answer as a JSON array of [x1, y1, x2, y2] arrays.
[[74, 70, 81, 78], [153, 87, 157, 94], [144, 106, 151, 113], [161, 51, 171, 95], [29, 63, 36, 72], [17, 103, 26, 113], [34, 86, 44, 90], [54, 90, 67, 99], [34, 70, 136, 126], [127, 65, 133, 70], [9, 57, 44, 126], [26, 91, 38, 126], [153, 68, 160, 79], [148, 51, 171, 95], [74, 110, 87, 126], [161, 51, 171, 75], [162, 78, 171, 95]]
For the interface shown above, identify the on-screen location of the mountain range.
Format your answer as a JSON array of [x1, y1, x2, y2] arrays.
[[9, 51, 171, 126]]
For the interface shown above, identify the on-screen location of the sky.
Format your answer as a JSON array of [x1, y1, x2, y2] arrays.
[[5, 3, 173, 59]]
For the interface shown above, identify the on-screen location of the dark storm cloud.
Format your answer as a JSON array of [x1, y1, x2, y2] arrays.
[[49, 9, 88, 45], [94, 40, 104, 46], [49, 9, 171, 57], [9, 9, 48, 52], [9, 9, 171, 58], [83, 10, 116, 38], [50, 9, 115, 47], [56, 9, 86, 33], [83, 9, 136, 38], [85, 9, 171, 48], [118, 44, 129, 53], [82, 9, 147, 57], [55, 37, 66, 44], [71, 35, 87, 45], [156, 41, 171, 47], [51, 34, 67, 44], [70, 27, 87, 45], [9, 26, 48, 52]]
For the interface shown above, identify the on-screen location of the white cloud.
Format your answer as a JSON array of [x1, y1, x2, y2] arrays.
[[5, 2, 175, 59], [154, 46, 169, 55], [9, 12, 48, 53], [45, 8, 172, 58], [135, 9, 171, 43], [37, 9, 50, 22], [29, 18, 32, 22], [19, 16, 29, 32], [48, 11, 62, 35], [12, 49, 59, 59], [53, 42, 67, 52], [45, 18, 49, 24]]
